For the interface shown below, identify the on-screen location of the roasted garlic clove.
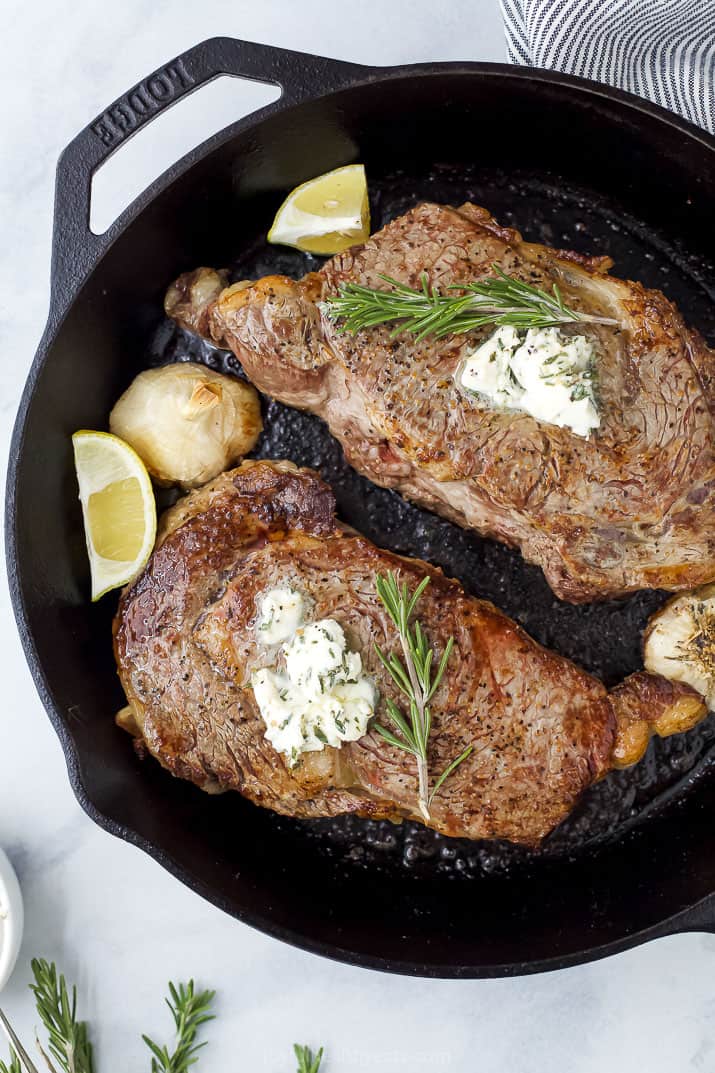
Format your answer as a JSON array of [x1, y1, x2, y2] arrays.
[[164, 267, 229, 338], [110, 363, 262, 488], [643, 584, 715, 710]]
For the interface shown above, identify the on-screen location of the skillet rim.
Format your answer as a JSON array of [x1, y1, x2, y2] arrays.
[[6, 48, 715, 977]]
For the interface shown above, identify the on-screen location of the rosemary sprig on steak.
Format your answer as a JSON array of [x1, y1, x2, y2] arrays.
[[325, 266, 619, 341], [373, 572, 472, 820]]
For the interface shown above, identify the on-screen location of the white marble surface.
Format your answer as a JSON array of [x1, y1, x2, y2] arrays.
[[1, 2, 715, 1070]]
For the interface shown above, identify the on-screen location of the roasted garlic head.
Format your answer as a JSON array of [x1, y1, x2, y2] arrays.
[[644, 584, 715, 710], [110, 363, 262, 488]]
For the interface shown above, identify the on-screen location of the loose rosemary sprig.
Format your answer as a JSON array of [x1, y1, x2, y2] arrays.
[[373, 572, 472, 820], [2, 959, 321, 1073], [29, 958, 94, 1073], [294, 1044, 324, 1073], [142, 981, 215, 1073], [325, 266, 619, 341]]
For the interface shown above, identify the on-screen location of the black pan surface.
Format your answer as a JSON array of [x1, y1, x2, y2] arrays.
[[7, 38, 715, 976]]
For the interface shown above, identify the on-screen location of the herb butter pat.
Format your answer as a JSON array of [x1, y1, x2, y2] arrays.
[[459, 325, 600, 437], [253, 588, 376, 764], [257, 586, 304, 644]]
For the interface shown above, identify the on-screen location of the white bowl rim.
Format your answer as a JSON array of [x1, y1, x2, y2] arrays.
[[0, 847, 24, 991]]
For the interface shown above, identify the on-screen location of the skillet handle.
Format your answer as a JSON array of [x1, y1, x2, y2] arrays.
[[50, 37, 370, 313], [665, 895, 715, 934], [641, 894, 715, 946]]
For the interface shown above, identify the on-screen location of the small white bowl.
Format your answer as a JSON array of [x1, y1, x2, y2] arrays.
[[0, 848, 23, 991]]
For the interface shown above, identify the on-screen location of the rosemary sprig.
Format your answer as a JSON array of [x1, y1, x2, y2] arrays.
[[294, 1044, 324, 1073], [142, 981, 215, 1073], [4, 958, 318, 1073], [29, 958, 94, 1073], [324, 266, 619, 341], [373, 572, 472, 820]]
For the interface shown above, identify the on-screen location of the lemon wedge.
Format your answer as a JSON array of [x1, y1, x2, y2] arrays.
[[267, 164, 370, 255], [72, 430, 157, 601]]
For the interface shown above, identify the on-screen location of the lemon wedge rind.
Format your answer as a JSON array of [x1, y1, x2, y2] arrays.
[[72, 430, 157, 601], [267, 164, 370, 256]]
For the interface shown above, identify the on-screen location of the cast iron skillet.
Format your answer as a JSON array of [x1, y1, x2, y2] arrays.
[[7, 37, 715, 978]]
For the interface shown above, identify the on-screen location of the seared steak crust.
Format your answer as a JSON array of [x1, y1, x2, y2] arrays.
[[114, 462, 703, 845], [167, 202, 715, 602]]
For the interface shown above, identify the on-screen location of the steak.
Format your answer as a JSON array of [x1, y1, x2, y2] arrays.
[[114, 461, 704, 846], [166, 202, 715, 603]]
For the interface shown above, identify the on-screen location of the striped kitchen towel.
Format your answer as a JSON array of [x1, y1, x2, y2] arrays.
[[500, 0, 715, 133]]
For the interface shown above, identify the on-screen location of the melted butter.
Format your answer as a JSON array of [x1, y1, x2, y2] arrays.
[[253, 589, 376, 764], [256, 586, 304, 644], [459, 325, 600, 437]]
